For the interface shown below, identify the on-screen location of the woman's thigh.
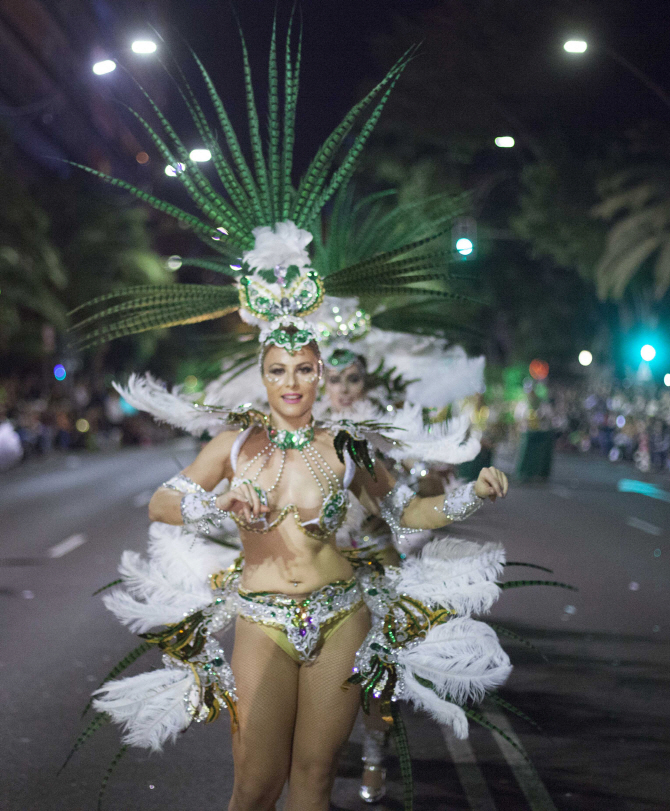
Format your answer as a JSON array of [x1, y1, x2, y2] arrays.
[[230, 617, 300, 786], [291, 605, 371, 769]]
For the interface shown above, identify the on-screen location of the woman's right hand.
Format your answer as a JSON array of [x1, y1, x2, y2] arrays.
[[215, 481, 269, 523]]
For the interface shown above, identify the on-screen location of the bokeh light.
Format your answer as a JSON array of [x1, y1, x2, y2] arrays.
[[165, 163, 185, 177], [131, 40, 157, 54], [76, 419, 90, 433], [529, 359, 549, 380], [92, 60, 116, 75], [189, 149, 212, 162], [640, 344, 656, 362], [578, 350, 593, 366], [455, 237, 473, 256], [564, 40, 587, 53], [53, 364, 66, 381], [494, 136, 515, 148], [135, 151, 150, 164], [167, 255, 183, 271], [664, 374, 670, 387]]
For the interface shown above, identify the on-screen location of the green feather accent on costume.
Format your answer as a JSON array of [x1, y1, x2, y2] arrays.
[[485, 693, 547, 736], [81, 642, 153, 719], [58, 713, 110, 774], [236, 19, 272, 224], [91, 579, 123, 596], [391, 702, 414, 811], [189, 48, 265, 224], [267, 12, 280, 223], [291, 47, 414, 227], [97, 744, 129, 811], [499, 580, 578, 592], [462, 706, 533, 766], [504, 562, 554, 574], [281, 8, 301, 219], [65, 162, 233, 252], [488, 623, 549, 662], [306, 78, 402, 224]]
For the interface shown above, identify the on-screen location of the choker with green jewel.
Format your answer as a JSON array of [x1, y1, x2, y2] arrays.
[[267, 422, 315, 450]]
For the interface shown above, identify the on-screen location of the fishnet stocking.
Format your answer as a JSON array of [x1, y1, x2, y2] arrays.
[[286, 604, 371, 811], [227, 617, 299, 811]]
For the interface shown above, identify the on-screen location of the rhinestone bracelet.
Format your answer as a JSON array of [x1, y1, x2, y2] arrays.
[[440, 481, 484, 522], [181, 492, 230, 536]]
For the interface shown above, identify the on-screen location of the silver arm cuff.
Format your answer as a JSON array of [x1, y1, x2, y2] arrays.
[[442, 481, 484, 522], [380, 483, 427, 541], [180, 492, 230, 536], [162, 473, 208, 495]]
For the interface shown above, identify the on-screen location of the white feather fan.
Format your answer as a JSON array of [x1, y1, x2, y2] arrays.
[[93, 667, 194, 751], [400, 617, 512, 708], [396, 538, 505, 616]]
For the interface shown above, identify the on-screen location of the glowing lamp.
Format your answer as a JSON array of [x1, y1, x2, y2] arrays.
[[495, 136, 515, 148], [455, 238, 473, 257], [578, 350, 593, 367], [640, 344, 656, 362], [529, 359, 549, 381], [189, 149, 212, 162], [92, 60, 116, 75], [131, 40, 157, 54], [564, 40, 587, 53]]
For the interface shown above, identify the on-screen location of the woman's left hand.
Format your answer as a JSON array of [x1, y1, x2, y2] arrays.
[[474, 466, 509, 501]]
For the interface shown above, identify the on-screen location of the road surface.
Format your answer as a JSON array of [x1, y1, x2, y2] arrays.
[[1, 441, 668, 810]]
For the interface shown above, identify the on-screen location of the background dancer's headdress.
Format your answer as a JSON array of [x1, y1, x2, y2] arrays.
[[67, 14, 476, 360]]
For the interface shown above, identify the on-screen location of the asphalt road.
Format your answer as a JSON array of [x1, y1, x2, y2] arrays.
[[1, 441, 668, 811]]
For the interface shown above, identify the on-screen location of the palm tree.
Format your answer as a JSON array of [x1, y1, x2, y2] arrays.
[[593, 162, 670, 300]]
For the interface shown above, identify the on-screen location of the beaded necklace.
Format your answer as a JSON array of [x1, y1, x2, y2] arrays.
[[230, 421, 345, 540]]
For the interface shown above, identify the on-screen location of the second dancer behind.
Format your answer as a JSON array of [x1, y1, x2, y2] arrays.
[[144, 327, 508, 811]]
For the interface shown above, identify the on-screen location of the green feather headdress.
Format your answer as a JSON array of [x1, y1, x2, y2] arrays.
[[69, 15, 467, 352]]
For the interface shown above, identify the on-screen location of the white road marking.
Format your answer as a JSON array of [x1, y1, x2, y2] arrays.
[[485, 709, 557, 811], [442, 726, 497, 810], [132, 489, 153, 507], [47, 533, 87, 558], [626, 517, 661, 536]]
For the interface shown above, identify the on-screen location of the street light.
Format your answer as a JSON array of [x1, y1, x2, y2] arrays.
[[578, 350, 593, 367], [131, 40, 157, 54], [640, 344, 656, 362], [564, 40, 588, 53], [189, 148, 212, 162], [494, 136, 515, 148], [455, 238, 473, 257], [664, 374, 670, 387], [92, 59, 116, 75]]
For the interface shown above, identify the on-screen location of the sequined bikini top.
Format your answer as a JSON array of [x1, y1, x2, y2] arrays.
[[229, 423, 356, 541]]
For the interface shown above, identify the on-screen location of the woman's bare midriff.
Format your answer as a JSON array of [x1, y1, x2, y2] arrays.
[[239, 516, 354, 594]]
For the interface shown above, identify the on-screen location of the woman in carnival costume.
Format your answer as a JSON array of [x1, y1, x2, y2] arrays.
[[64, 16, 517, 810]]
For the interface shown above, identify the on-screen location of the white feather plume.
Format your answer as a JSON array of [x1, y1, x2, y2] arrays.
[[399, 617, 512, 707], [402, 675, 470, 738], [363, 331, 485, 408], [204, 363, 268, 411], [103, 523, 236, 632], [93, 668, 194, 751], [373, 403, 482, 465], [113, 373, 232, 437], [396, 538, 505, 616]]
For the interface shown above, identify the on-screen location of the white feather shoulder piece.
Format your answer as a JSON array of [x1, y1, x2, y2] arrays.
[[113, 373, 234, 437]]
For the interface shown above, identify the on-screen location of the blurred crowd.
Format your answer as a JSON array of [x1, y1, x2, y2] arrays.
[[489, 380, 670, 475], [0, 373, 172, 472]]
